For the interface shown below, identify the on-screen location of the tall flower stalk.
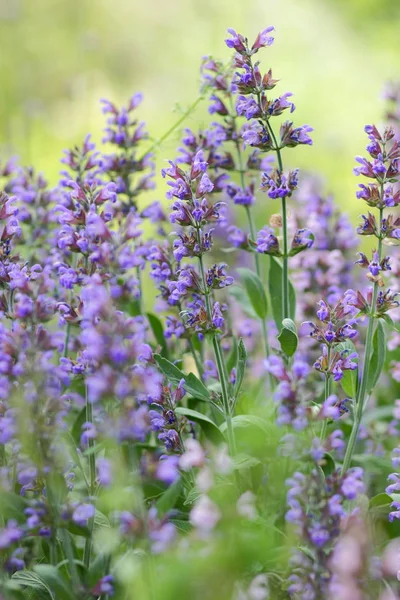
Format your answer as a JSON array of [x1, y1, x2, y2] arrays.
[[342, 125, 400, 473], [162, 151, 237, 456], [225, 28, 313, 320], [198, 56, 272, 360]]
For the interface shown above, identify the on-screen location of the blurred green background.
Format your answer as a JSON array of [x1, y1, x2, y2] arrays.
[[1, 0, 400, 218]]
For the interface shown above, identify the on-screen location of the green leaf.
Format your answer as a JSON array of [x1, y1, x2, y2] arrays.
[[320, 453, 336, 477], [87, 554, 109, 588], [183, 486, 201, 506], [381, 313, 400, 333], [226, 337, 238, 374], [236, 267, 268, 320], [156, 477, 182, 517], [269, 257, 296, 327], [366, 321, 386, 393], [277, 318, 298, 357], [369, 492, 392, 510], [94, 509, 111, 530], [186, 373, 210, 401], [0, 580, 28, 600], [126, 298, 141, 317], [32, 565, 75, 600], [233, 454, 262, 470], [154, 354, 210, 401], [220, 414, 269, 434], [340, 369, 358, 398], [0, 492, 27, 522], [71, 406, 87, 446], [234, 338, 247, 397], [363, 405, 398, 425], [336, 340, 358, 398], [288, 233, 315, 257], [65, 521, 89, 538], [12, 570, 54, 600], [228, 286, 258, 319], [175, 407, 224, 444], [170, 519, 192, 533], [147, 313, 169, 358]]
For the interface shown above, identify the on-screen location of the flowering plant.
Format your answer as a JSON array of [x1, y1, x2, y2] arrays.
[[0, 26, 399, 600]]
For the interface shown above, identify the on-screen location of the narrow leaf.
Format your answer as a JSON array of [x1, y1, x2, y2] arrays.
[[33, 565, 76, 600], [0, 492, 27, 523], [234, 338, 247, 397], [220, 414, 269, 434], [147, 313, 169, 358], [170, 519, 192, 533], [320, 453, 336, 477], [366, 321, 386, 393], [233, 454, 262, 470], [154, 354, 210, 401], [228, 286, 258, 319], [175, 407, 224, 444], [12, 571, 54, 600], [156, 477, 182, 517], [237, 267, 268, 320], [381, 313, 400, 333], [226, 337, 238, 374]]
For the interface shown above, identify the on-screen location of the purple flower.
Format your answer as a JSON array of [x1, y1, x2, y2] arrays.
[[0, 521, 23, 549], [251, 27, 275, 51], [227, 226, 248, 249], [225, 28, 247, 54], [92, 575, 114, 596], [256, 227, 280, 255], [72, 503, 95, 526], [156, 455, 180, 484], [212, 302, 225, 329], [208, 95, 228, 116], [236, 96, 261, 120]]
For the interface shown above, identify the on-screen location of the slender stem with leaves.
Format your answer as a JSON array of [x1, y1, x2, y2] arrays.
[[342, 206, 384, 475]]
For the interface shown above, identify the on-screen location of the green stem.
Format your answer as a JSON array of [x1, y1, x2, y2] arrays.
[[63, 323, 71, 358], [46, 478, 80, 590], [229, 107, 271, 373], [139, 94, 205, 160], [320, 372, 331, 442], [187, 338, 204, 379], [342, 207, 384, 475], [136, 265, 143, 314], [197, 249, 236, 456], [83, 389, 96, 568], [59, 529, 81, 590], [264, 118, 290, 320]]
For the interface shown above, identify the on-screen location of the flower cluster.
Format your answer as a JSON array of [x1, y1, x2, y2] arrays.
[[0, 24, 399, 600], [286, 464, 365, 598], [304, 299, 359, 381], [265, 356, 311, 429]]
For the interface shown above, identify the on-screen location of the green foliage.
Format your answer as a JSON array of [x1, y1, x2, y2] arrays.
[[147, 313, 169, 358], [236, 267, 268, 320], [366, 321, 386, 393], [234, 339, 247, 398], [269, 258, 296, 327], [175, 407, 225, 444], [277, 318, 298, 357], [154, 354, 210, 401], [337, 339, 358, 398], [156, 478, 183, 517]]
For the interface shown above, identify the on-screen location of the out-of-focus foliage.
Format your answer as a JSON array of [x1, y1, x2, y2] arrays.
[[1, 0, 400, 217]]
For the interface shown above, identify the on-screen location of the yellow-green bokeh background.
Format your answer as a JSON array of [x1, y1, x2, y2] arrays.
[[1, 0, 400, 220]]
